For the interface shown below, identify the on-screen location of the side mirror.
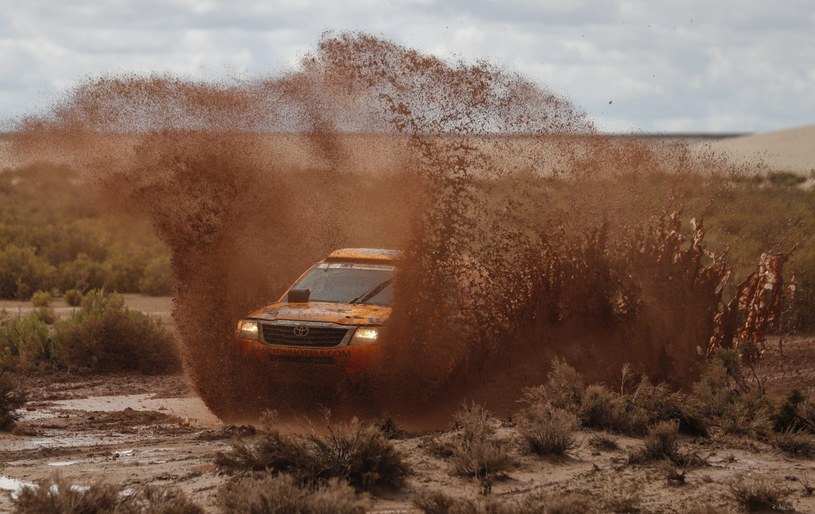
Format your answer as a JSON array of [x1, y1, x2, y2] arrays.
[[287, 288, 311, 303]]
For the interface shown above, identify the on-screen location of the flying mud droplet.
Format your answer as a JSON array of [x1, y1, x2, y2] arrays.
[[9, 32, 791, 425]]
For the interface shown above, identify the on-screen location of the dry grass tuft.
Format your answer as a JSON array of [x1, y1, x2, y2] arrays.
[[659, 460, 686, 486], [412, 489, 595, 514], [215, 411, 409, 492], [772, 428, 815, 458], [588, 433, 620, 451], [517, 403, 579, 457], [628, 420, 703, 467], [448, 403, 513, 483], [218, 472, 367, 514], [522, 358, 585, 411], [729, 475, 792, 512], [523, 360, 708, 438], [580, 384, 629, 432], [12, 475, 203, 514], [641, 420, 680, 461]]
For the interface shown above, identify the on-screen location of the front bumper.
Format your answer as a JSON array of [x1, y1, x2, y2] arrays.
[[236, 319, 381, 374]]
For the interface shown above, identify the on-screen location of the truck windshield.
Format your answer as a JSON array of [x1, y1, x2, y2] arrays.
[[291, 262, 395, 306]]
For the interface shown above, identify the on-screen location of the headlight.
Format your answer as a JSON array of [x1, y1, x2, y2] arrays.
[[237, 320, 260, 341], [349, 326, 380, 345]]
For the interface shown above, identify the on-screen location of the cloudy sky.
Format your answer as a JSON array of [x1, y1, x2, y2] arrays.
[[1, 0, 813, 133]]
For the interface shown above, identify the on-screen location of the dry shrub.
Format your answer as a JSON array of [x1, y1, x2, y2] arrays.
[[449, 403, 512, 481], [33, 307, 56, 325], [692, 351, 775, 439], [30, 290, 51, 307], [63, 288, 82, 307], [719, 392, 774, 439], [625, 379, 708, 437], [683, 506, 729, 514], [729, 475, 792, 512], [603, 493, 641, 513], [536, 493, 595, 514], [53, 289, 180, 373], [13, 478, 120, 514], [218, 472, 367, 514], [215, 411, 408, 492], [772, 428, 815, 458], [641, 420, 680, 461], [659, 460, 687, 486], [770, 389, 815, 435], [523, 361, 707, 437], [516, 403, 578, 456], [0, 371, 26, 430], [628, 420, 686, 465], [579, 384, 629, 432], [413, 490, 593, 514], [522, 358, 585, 411], [587, 433, 619, 451], [309, 417, 409, 492], [419, 434, 456, 459], [118, 484, 204, 514], [12, 475, 203, 514], [692, 350, 741, 418]]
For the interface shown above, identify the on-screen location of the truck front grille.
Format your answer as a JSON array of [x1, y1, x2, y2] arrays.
[[261, 323, 350, 348]]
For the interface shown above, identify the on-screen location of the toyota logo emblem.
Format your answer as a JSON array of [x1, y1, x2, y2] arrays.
[[293, 326, 310, 337]]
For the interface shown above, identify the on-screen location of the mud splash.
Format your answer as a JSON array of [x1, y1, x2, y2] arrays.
[[10, 32, 790, 424]]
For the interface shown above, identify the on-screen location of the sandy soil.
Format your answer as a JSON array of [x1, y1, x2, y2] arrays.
[[1, 338, 815, 512], [698, 124, 815, 175]]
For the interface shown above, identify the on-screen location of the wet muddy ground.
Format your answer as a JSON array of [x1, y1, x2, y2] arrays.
[[2, 337, 815, 512]]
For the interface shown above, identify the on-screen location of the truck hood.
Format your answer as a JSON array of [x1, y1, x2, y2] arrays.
[[248, 301, 391, 326]]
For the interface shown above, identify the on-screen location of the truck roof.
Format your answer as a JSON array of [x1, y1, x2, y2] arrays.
[[325, 248, 401, 263]]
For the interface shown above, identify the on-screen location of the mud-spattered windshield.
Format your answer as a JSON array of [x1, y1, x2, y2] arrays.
[[291, 262, 395, 306]]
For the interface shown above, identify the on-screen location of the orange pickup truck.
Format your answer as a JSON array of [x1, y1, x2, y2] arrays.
[[235, 248, 398, 375]]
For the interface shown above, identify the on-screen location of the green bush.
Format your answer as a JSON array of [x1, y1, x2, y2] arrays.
[[0, 164, 171, 300], [0, 245, 56, 299], [53, 290, 180, 373], [0, 314, 54, 370], [0, 371, 26, 431], [63, 289, 82, 307], [57, 253, 112, 292], [138, 256, 173, 296], [30, 290, 51, 307]]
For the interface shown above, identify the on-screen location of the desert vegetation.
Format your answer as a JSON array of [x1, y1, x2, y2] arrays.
[[0, 164, 171, 300], [11, 475, 204, 514], [215, 411, 409, 493], [0, 370, 25, 431], [0, 289, 179, 373]]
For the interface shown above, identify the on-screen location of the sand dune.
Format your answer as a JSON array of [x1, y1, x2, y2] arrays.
[[698, 124, 815, 174]]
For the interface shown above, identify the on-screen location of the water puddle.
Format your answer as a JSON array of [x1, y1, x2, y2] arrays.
[[0, 476, 32, 497]]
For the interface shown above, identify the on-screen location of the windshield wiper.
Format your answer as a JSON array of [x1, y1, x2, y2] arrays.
[[349, 278, 394, 304]]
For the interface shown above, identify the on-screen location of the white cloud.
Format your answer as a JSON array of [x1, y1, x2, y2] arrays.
[[0, 0, 812, 132]]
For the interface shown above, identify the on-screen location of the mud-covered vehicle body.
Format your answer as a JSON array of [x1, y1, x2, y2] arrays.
[[235, 248, 398, 375]]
